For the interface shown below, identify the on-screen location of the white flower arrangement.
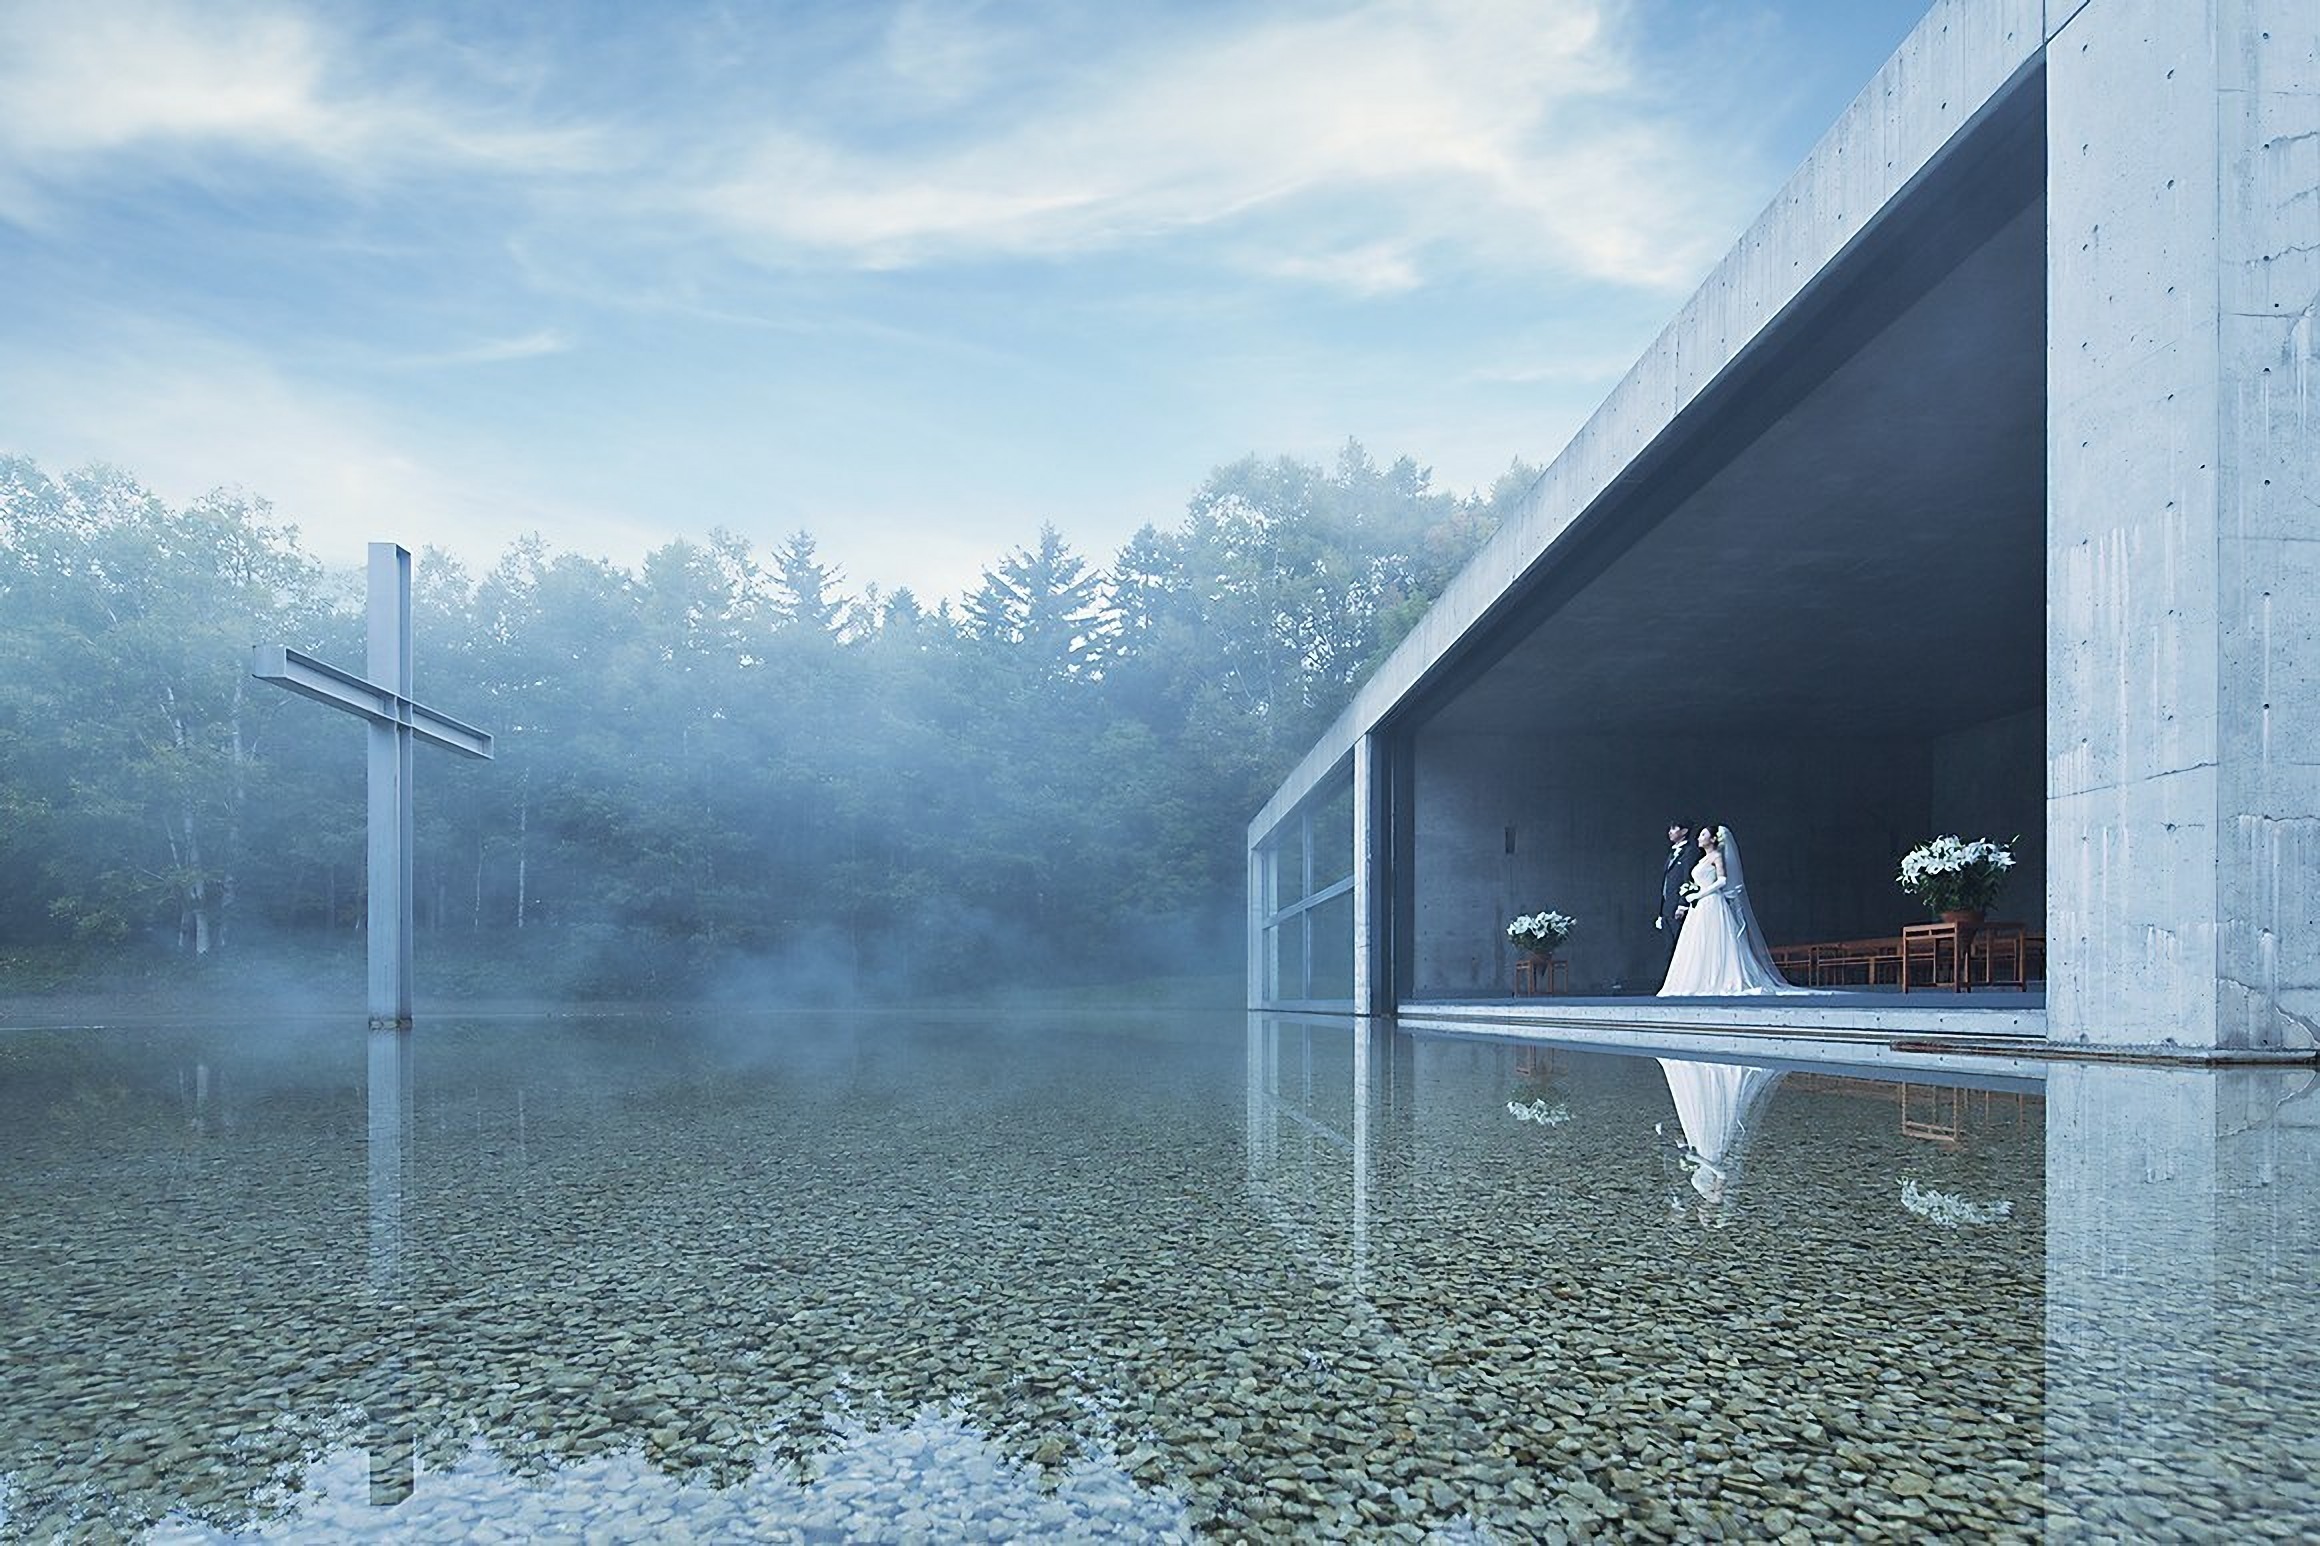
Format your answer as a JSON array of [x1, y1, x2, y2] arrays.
[[1896, 835, 2016, 915], [1507, 910, 1577, 955], [1900, 1177, 2014, 1228], [1507, 1098, 1573, 1126]]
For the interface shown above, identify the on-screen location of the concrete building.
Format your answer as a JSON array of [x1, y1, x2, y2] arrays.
[[1247, 0, 2318, 1054]]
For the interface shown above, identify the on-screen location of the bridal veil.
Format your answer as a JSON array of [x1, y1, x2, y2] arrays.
[[1718, 826, 1803, 991]]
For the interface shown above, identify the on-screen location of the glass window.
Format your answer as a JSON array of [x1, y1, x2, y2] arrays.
[[1272, 914, 1307, 1002], [1252, 762, 1358, 1004], [1308, 889, 1355, 1002], [1314, 782, 1355, 891], [1267, 832, 1305, 910]]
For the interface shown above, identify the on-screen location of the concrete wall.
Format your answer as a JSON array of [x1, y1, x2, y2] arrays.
[[1930, 707, 2048, 926], [1412, 732, 1958, 996], [2046, 0, 2320, 1047]]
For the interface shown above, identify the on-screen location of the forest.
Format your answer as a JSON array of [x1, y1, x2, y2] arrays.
[[0, 446, 1527, 1001]]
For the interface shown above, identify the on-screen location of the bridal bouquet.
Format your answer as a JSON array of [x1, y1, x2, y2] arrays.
[[1507, 910, 1577, 955], [1896, 835, 2016, 915]]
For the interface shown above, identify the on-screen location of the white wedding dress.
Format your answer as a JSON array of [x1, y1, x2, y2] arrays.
[[1657, 827, 1813, 996], [1657, 1059, 1785, 1202]]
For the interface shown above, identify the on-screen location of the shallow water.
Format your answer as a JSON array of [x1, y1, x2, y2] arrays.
[[0, 1010, 2312, 1541]]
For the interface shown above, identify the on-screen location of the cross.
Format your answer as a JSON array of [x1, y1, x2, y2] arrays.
[[252, 543, 491, 1029]]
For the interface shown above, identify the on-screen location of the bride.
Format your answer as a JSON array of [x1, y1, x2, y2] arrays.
[[1658, 824, 1812, 995], [1656, 1058, 1785, 1208]]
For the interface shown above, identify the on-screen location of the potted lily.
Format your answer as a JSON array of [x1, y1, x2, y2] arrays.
[[1507, 910, 1576, 959], [1897, 836, 2016, 923]]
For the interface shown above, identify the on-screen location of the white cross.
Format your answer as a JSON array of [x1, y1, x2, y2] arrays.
[[252, 544, 491, 1029]]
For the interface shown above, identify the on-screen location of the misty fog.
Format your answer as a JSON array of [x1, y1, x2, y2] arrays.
[[0, 445, 1533, 1006]]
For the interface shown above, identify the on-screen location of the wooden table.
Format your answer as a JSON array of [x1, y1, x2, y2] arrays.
[[1900, 919, 2029, 992], [1806, 936, 1904, 987], [1514, 955, 1569, 995]]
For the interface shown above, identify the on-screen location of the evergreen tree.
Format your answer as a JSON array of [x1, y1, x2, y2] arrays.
[[0, 443, 1510, 996], [965, 523, 1116, 687], [770, 530, 846, 635]]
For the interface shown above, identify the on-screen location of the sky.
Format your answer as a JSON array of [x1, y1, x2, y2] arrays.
[[0, 0, 1933, 606]]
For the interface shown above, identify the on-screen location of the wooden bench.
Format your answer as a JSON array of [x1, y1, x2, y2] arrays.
[[1805, 936, 1903, 987], [1972, 922, 2032, 989], [1772, 929, 2046, 991]]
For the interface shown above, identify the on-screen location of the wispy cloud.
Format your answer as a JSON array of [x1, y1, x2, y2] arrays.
[[1468, 350, 1654, 388], [0, 0, 1851, 606], [1, 0, 1747, 294], [390, 329, 574, 370], [878, 0, 1016, 107], [0, 0, 601, 222], [1259, 244, 1427, 298], [0, 319, 651, 570], [685, 0, 1739, 291]]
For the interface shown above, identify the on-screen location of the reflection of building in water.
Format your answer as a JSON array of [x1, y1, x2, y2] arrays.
[[1243, 1012, 1535, 1500], [365, 1032, 416, 1508], [2044, 1064, 2320, 1540], [1253, 1017, 2320, 1536], [1786, 1073, 2042, 1151], [1245, 1013, 1397, 1292]]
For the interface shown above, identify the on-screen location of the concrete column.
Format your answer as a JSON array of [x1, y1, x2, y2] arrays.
[[2047, 0, 2320, 1047], [1246, 844, 1266, 1008], [1352, 733, 1387, 1016]]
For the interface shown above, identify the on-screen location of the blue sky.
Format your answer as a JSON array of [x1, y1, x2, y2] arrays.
[[0, 0, 1930, 604]]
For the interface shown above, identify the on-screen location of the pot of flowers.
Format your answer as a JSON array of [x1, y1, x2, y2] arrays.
[[1507, 910, 1576, 993], [1896, 836, 2016, 946]]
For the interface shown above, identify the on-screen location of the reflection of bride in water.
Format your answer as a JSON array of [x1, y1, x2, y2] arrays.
[[1655, 1058, 1785, 1210], [1659, 825, 1818, 996]]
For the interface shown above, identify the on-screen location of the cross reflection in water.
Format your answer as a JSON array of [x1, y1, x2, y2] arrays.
[[366, 1031, 416, 1508]]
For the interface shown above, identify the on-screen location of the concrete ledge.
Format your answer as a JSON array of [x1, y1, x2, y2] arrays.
[[1395, 1006, 2049, 1082], [1894, 1037, 2320, 1066], [1397, 996, 2320, 1068], [1400, 992, 2046, 1041]]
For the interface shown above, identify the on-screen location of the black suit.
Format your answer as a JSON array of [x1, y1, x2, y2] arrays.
[[1659, 841, 1697, 954]]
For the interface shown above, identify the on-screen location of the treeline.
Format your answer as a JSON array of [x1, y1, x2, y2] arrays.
[[0, 446, 1528, 998]]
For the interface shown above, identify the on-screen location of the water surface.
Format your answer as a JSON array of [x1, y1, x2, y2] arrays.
[[0, 1010, 2312, 1541]]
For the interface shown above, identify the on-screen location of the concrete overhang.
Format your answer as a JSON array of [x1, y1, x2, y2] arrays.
[[1419, 178, 2045, 740], [1252, 2, 2048, 840]]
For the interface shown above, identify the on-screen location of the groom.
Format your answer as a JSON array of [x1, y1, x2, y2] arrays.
[[1656, 822, 1697, 959]]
